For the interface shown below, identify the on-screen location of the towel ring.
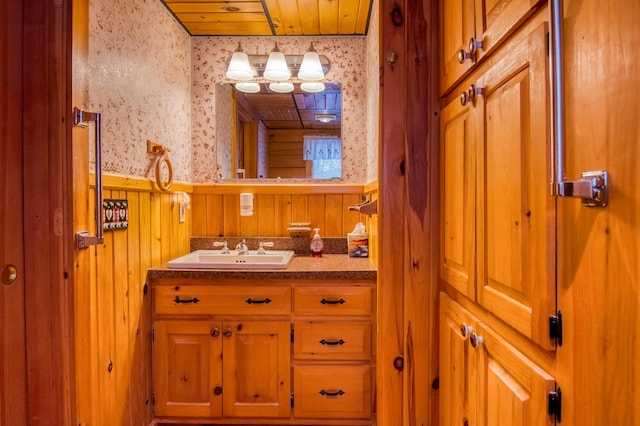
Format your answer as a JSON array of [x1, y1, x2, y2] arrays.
[[155, 152, 173, 191]]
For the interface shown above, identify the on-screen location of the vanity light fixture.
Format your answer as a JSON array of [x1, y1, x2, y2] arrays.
[[298, 43, 325, 81], [269, 81, 294, 93], [263, 43, 291, 81], [300, 82, 325, 93], [315, 114, 336, 123], [235, 82, 261, 93], [225, 43, 253, 81]]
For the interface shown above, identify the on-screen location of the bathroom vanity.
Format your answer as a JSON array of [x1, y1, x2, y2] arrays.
[[147, 254, 377, 425]]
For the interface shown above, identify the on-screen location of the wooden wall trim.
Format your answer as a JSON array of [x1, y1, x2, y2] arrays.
[[92, 173, 194, 193], [192, 183, 364, 195]]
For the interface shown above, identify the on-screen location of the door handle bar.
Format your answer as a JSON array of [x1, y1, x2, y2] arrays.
[[550, 0, 609, 207], [74, 107, 105, 249]]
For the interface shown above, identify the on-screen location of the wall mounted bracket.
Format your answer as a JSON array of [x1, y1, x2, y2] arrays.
[[556, 170, 609, 207]]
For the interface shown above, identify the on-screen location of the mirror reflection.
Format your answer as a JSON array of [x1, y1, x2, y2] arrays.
[[215, 82, 342, 180]]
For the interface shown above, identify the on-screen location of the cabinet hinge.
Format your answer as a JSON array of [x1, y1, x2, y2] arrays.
[[151, 392, 155, 407], [549, 311, 563, 346], [290, 328, 294, 343], [151, 328, 155, 343], [548, 388, 562, 422], [290, 393, 294, 407]]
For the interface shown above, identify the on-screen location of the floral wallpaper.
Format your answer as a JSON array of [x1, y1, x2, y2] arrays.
[[87, 0, 192, 182], [87, 0, 378, 185]]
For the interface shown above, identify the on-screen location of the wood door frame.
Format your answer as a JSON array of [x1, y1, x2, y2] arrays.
[[19, 0, 76, 424]]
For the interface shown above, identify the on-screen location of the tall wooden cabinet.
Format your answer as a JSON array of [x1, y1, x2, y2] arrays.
[[439, 1, 559, 424]]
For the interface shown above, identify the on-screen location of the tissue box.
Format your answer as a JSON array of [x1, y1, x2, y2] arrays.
[[347, 233, 369, 257]]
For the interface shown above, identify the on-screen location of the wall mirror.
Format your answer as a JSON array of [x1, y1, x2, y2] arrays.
[[215, 82, 342, 180]]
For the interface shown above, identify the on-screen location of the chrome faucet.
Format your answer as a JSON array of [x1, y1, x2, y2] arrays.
[[257, 241, 274, 254], [213, 241, 230, 254], [235, 239, 249, 255]]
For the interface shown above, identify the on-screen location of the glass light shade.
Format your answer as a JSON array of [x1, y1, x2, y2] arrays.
[[298, 51, 324, 81], [263, 51, 291, 81], [226, 51, 253, 81], [315, 114, 336, 123], [300, 82, 325, 93], [235, 82, 261, 93], [269, 81, 294, 93]]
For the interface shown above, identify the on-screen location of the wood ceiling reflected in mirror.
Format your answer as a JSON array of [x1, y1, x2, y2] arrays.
[[160, 0, 373, 36], [235, 82, 341, 130]]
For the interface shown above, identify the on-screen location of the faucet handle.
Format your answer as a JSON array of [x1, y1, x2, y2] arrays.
[[257, 241, 274, 254], [213, 241, 230, 254]]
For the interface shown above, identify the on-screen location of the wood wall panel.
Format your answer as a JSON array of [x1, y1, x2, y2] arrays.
[[75, 176, 191, 426], [191, 184, 366, 238]]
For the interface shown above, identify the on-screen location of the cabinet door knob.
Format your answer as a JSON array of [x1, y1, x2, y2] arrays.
[[213, 386, 222, 395], [470, 332, 484, 349], [468, 84, 485, 102], [460, 322, 473, 338], [210, 328, 220, 337], [468, 37, 484, 55], [457, 37, 484, 64], [460, 91, 470, 106], [223, 328, 232, 338]]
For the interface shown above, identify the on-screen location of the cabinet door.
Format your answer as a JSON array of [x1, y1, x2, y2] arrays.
[[472, 322, 556, 426], [440, 92, 478, 300], [440, 0, 477, 93], [439, 293, 480, 426], [474, 0, 545, 62], [153, 320, 222, 418], [475, 23, 556, 349], [222, 321, 291, 418]]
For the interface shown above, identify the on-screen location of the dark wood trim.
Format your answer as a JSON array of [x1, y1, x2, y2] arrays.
[[22, 0, 75, 423]]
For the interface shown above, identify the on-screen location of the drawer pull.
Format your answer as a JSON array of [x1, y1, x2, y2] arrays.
[[173, 296, 200, 304], [320, 298, 346, 305], [245, 297, 272, 304], [319, 389, 345, 397], [319, 338, 345, 346]]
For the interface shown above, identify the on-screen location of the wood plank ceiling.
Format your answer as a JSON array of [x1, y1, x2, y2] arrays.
[[161, 0, 373, 36], [238, 82, 342, 129]]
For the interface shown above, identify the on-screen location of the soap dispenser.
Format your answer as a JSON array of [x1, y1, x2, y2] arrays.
[[310, 228, 324, 258]]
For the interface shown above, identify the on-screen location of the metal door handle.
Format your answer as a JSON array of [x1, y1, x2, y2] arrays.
[[74, 107, 105, 248]]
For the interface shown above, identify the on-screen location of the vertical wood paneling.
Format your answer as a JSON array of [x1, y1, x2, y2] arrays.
[[308, 194, 326, 231], [291, 194, 309, 224], [191, 193, 207, 236], [224, 194, 241, 237], [112, 190, 131, 424], [75, 176, 189, 426], [150, 193, 162, 267], [257, 194, 276, 237], [325, 194, 343, 236], [240, 209, 259, 237], [206, 193, 224, 237], [274, 194, 292, 237]]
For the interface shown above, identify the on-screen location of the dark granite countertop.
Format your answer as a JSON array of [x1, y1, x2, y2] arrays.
[[147, 254, 377, 281]]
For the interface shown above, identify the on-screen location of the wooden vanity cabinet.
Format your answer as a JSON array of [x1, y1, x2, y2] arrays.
[[151, 278, 376, 425], [292, 285, 375, 420], [440, 294, 556, 426], [152, 281, 291, 421]]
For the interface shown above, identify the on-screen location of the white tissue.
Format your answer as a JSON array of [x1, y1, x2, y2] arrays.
[[351, 222, 366, 234]]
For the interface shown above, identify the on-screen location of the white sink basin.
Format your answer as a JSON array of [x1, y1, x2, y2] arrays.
[[167, 249, 295, 270]]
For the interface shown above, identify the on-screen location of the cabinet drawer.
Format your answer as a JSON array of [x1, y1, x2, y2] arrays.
[[294, 365, 372, 419], [294, 322, 372, 360], [294, 286, 373, 316], [155, 285, 291, 315]]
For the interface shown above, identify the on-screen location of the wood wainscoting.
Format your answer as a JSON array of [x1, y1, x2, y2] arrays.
[[191, 183, 367, 239]]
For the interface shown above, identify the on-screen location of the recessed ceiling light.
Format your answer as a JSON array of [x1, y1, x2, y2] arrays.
[[315, 114, 336, 123]]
